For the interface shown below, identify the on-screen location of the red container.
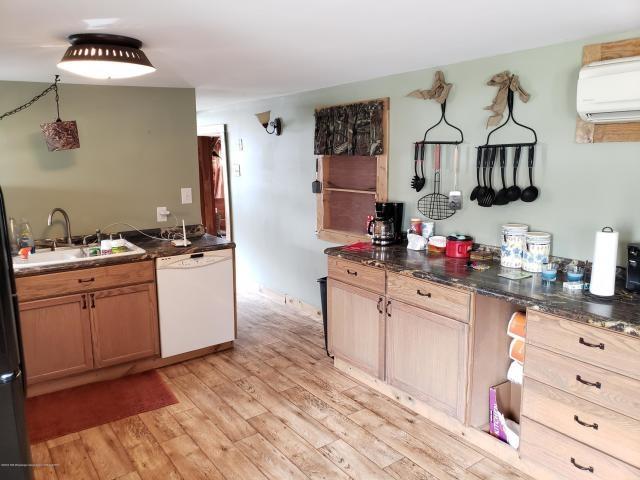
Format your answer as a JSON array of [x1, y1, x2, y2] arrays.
[[445, 235, 474, 258]]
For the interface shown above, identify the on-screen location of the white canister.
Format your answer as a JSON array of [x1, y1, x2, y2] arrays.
[[522, 232, 552, 272], [501, 224, 529, 268]]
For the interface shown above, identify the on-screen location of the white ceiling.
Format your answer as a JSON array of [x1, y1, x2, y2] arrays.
[[1, 0, 639, 112]]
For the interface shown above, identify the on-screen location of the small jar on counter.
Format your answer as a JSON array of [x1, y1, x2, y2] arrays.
[[522, 232, 552, 273], [501, 224, 529, 268]]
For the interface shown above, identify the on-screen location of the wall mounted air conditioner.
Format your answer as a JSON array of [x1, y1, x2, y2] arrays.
[[577, 55, 640, 123]]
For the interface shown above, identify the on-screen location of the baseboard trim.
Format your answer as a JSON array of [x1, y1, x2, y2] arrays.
[[257, 284, 322, 319]]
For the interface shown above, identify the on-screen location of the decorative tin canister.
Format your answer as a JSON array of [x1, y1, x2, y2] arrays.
[[500, 224, 529, 268], [522, 232, 552, 273]]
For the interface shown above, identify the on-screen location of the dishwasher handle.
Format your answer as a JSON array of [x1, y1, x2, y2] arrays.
[[157, 254, 231, 270]]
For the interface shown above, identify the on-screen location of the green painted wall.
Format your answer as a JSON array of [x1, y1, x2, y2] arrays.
[[209, 29, 637, 307], [0, 82, 201, 240]]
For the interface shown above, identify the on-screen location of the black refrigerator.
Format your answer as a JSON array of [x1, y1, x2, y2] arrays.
[[0, 187, 32, 479]]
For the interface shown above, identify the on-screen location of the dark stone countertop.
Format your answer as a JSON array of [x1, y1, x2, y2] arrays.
[[14, 234, 235, 277], [325, 244, 640, 338]]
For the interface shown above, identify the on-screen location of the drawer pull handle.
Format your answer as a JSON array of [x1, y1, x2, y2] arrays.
[[570, 458, 594, 473], [386, 300, 392, 317], [377, 297, 383, 314], [78, 277, 95, 283], [81, 295, 87, 310], [574, 415, 599, 430], [579, 337, 604, 350], [89, 294, 95, 309], [346, 269, 358, 276], [576, 375, 601, 389], [416, 290, 432, 298]]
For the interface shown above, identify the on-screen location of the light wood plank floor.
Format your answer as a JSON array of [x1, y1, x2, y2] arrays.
[[31, 292, 533, 480]]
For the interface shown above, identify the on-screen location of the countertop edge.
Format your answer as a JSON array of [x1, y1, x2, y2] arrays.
[[325, 247, 640, 338], [14, 237, 235, 278]]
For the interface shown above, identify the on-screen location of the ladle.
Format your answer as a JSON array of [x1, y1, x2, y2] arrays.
[[493, 147, 509, 205], [521, 145, 539, 202], [506, 146, 522, 202]]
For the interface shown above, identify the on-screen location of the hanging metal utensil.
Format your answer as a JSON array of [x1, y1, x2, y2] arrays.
[[506, 146, 522, 202], [493, 146, 510, 205], [417, 142, 426, 191], [312, 157, 322, 193], [448, 145, 462, 210], [479, 147, 497, 207], [469, 148, 482, 201], [417, 144, 455, 220], [410, 143, 422, 191]]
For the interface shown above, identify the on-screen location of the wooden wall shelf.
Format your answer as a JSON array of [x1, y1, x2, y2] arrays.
[[316, 98, 389, 244]]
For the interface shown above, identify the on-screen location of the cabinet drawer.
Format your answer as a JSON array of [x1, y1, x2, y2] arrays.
[[527, 310, 640, 381], [16, 260, 155, 301], [387, 273, 470, 323], [520, 417, 640, 480], [522, 378, 640, 467], [524, 344, 640, 421], [327, 257, 385, 294]]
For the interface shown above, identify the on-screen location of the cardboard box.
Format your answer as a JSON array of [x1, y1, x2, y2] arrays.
[[489, 381, 521, 447]]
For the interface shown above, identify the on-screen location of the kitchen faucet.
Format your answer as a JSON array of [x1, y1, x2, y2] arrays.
[[47, 208, 73, 247]]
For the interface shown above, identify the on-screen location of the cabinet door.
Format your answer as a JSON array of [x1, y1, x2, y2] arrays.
[[90, 284, 159, 368], [328, 279, 385, 379], [19, 294, 93, 384], [386, 299, 468, 420]]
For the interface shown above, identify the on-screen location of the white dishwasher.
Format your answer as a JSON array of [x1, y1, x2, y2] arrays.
[[156, 249, 235, 358]]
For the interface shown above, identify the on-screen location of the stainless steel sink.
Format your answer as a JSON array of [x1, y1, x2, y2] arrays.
[[12, 241, 146, 271]]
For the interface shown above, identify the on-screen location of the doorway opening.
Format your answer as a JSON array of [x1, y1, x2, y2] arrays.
[[197, 124, 232, 241]]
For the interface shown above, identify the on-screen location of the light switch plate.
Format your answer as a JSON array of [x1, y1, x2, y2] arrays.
[[181, 187, 192, 204], [238, 138, 243, 151], [157, 206, 170, 222], [233, 163, 241, 177]]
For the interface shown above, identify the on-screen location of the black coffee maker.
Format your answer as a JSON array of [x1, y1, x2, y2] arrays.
[[370, 202, 404, 245], [626, 243, 640, 292]]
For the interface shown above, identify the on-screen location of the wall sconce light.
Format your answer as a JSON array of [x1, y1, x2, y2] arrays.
[[255, 111, 282, 135]]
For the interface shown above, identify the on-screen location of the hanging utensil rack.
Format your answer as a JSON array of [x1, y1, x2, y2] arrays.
[[478, 88, 537, 150], [415, 100, 464, 147]]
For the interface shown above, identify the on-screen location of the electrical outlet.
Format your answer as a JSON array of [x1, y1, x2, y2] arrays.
[[233, 163, 241, 177], [157, 206, 170, 222], [181, 187, 192, 204]]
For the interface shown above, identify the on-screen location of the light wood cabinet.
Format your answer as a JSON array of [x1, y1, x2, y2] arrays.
[[90, 284, 159, 368], [386, 299, 468, 421], [17, 261, 160, 384], [19, 294, 94, 383], [328, 279, 385, 379]]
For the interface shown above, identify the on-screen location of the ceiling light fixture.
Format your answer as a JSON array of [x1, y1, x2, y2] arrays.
[[57, 33, 156, 79], [255, 111, 282, 135]]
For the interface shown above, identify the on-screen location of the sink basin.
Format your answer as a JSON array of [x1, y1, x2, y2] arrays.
[[13, 241, 146, 271]]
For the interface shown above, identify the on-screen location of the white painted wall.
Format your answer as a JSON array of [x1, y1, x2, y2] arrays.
[[199, 30, 640, 308]]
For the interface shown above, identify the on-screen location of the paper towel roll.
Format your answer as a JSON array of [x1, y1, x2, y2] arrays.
[[590, 227, 618, 297]]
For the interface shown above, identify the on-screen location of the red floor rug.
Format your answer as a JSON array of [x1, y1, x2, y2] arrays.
[[26, 370, 178, 444]]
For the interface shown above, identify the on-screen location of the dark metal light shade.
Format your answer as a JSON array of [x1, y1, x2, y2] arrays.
[[58, 33, 156, 79], [40, 120, 80, 151]]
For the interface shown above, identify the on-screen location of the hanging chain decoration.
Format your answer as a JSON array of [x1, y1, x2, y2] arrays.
[[0, 75, 61, 121], [0, 75, 80, 151]]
